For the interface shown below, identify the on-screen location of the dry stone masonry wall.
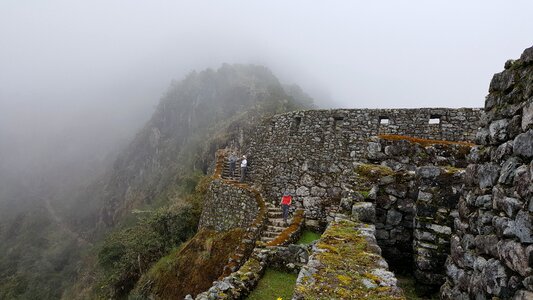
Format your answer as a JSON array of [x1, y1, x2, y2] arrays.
[[293, 218, 405, 299], [198, 179, 259, 231], [245, 108, 481, 223], [351, 136, 472, 295], [414, 166, 464, 293], [441, 47, 533, 299]]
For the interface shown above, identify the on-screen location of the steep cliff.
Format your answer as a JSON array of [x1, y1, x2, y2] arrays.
[[65, 64, 314, 299], [67, 64, 313, 236]]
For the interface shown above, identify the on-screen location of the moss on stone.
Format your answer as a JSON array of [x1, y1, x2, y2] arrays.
[[356, 164, 395, 180], [238, 258, 261, 275], [296, 220, 405, 300], [442, 166, 465, 174], [358, 190, 371, 198]]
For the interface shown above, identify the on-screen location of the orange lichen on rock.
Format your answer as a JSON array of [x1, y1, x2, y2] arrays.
[[377, 134, 474, 147]]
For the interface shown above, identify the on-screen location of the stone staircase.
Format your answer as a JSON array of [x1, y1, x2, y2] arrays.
[[221, 158, 242, 181], [260, 203, 291, 244], [216, 149, 293, 252]]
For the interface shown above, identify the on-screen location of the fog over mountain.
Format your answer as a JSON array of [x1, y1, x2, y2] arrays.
[[2, 1, 533, 176], [0, 2, 533, 298]]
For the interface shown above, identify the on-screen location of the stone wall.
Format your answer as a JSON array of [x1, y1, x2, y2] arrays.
[[352, 136, 472, 286], [192, 245, 310, 300], [350, 163, 417, 273], [414, 166, 464, 294], [244, 108, 481, 222], [293, 218, 405, 299], [198, 179, 259, 231], [441, 47, 533, 299]]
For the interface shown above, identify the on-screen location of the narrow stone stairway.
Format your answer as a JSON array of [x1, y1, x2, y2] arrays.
[[221, 158, 241, 181], [217, 150, 291, 246], [260, 203, 291, 244]]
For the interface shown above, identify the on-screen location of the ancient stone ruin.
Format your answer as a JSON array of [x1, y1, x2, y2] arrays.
[[193, 46, 532, 299]]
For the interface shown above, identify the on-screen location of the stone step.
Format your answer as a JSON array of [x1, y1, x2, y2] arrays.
[[268, 211, 282, 218], [269, 218, 291, 227], [267, 225, 285, 232], [263, 231, 280, 238], [268, 207, 282, 212], [261, 236, 274, 242]]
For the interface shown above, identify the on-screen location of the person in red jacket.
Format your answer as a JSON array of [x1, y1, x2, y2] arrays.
[[280, 191, 292, 226]]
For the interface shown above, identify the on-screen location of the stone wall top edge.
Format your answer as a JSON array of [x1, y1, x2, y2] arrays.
[[268, 107, 483, 118]]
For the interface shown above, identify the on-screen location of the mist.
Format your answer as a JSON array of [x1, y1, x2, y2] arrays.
[[1, 1, 533, 209]]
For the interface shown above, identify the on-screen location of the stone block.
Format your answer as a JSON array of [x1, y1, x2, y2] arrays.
[[515, 210, 533, 243], [497, 240, 532, 277], [417, 166, 442, 179], [522, 100, 533, 131], [513, 130, 533, 158], [489, 119, 510, 144], [513, 290, 533, 300], [498, 157, 522, 185], [351, 202, 376, 223], [386, 209, 402, 226]]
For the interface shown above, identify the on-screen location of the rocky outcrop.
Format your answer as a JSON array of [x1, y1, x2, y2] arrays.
[[441, 46, 533, 299]]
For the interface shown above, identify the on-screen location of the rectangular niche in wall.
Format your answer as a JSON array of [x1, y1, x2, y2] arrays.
[[379, 116, 390, 125], [291, 116, 302, 133], [429, 115, 441, 124], [333, 116, 344, 131]]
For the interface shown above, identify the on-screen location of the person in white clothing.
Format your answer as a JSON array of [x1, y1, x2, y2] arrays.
[[240, 155, 247, 182]]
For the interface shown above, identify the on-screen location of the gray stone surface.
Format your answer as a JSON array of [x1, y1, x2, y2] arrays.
[[244, 108, 481, 220], [351, 202, 376, 223], [443, 46, 533, 299], [198, 180, 259, 231], [514, 130, 533, 158]]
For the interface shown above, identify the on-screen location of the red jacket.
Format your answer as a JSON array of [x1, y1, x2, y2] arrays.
[[281, 195, 292, 205]]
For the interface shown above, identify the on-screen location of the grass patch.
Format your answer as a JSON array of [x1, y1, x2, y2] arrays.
[[358, 190, 371, 198], [246, 268, 297, 300], [297, 230, 321, 245]]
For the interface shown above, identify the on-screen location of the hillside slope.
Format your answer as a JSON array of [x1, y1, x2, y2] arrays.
[[64, 64, 314, 299]]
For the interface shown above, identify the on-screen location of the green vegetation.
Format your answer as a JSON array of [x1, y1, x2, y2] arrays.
[[0, 64, 314, 299], [0, 210, 83, 300], [246, 268, 298, 300], [297, 230, 322, 245], [355, 164, 395, 180], [95, 175, 210, 298], [358, 190, 371, 198], [97, 204, 199, 298], [132, 228, 244, 299]]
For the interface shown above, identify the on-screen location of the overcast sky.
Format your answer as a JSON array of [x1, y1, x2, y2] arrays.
[[1, 1, 533, 171]]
